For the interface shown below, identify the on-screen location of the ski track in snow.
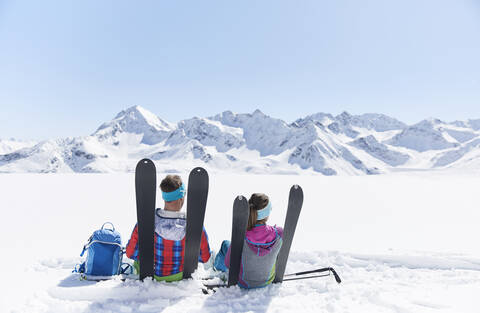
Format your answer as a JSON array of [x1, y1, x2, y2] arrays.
[[1, 173, 480, 312]]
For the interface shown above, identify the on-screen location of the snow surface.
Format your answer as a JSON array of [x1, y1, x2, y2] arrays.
[[1, 172, 479, 313], [0, 138, 37, 154]]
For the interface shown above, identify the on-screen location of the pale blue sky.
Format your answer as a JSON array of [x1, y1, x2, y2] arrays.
[[1, 0, 479, 140]]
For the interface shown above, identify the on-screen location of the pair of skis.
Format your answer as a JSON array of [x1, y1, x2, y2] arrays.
[[135, 159, 208, 280], [216, 184, 305, 289]]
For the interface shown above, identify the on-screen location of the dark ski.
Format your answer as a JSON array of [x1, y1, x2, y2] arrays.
[[183, 167, 209, 279], [135, 159, 157, 281], [274, 184, 303, 283], [227, 196, 249, 286]]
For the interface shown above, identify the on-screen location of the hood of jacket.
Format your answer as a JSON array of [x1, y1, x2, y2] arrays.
[[154, 208, 186, 241], [245, 224, 283, 256]]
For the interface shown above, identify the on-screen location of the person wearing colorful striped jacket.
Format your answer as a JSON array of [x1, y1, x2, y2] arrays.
[[126, 174, 211, 282]]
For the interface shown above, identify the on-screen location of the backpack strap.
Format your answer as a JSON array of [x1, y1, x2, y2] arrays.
[[120, 263, 134, 275], [73, 262, 85, 273], [80, 235, 93, 257], [83, 240, 123, 250], [101, 222, 115, 231]]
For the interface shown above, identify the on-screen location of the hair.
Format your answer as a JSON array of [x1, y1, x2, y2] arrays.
[[247, 193, 270, 231], [160, 175, 183, 193]]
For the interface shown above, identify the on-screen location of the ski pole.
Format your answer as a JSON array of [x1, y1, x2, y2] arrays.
[[283, 274, 331, 282], [203, 270, 341, 293], [285, 267, 341, 283], [284, 267, 331, 276]]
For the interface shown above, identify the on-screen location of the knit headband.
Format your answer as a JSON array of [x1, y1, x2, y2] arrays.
[[162, 184, 186, 202], [256, 201, 272, 220]]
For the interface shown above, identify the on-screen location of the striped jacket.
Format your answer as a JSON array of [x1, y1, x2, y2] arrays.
[[126, 209, 211, 278]]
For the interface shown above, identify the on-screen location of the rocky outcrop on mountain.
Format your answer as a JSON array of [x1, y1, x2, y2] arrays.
[[350, 135, 410, 166], [175, 117, 244, 152], [212, 110, 292, 156], [433, 138, 480, 167]]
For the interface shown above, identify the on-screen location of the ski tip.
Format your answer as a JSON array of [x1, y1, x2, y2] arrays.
[[136, 158, 156, 170], [137, 158, 153, 165], [234, 195, 248, 204], [291, 184, 303, 193], [190, 167, 208, 176]]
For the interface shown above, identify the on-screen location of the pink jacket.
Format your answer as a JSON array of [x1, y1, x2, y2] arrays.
[[225, 224, 284, 267]]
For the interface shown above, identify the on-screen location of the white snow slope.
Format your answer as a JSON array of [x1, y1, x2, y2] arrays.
[[3, 106, 480, 175], [0, 138, 37, 154], [1, 172, 479, 313]]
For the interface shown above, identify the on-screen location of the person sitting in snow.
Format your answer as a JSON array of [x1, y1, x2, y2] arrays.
[[126, 174, 211, 281], [214, 193, 283, 288]]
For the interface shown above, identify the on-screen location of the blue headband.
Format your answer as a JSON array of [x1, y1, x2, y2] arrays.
[[162, 184, 186, 202], [256, 201, 272, 220]]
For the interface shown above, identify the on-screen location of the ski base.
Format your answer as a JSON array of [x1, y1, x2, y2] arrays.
[[227, 196, 249, 286], [183, 167, 209, 279], [135, 158, 157, 281]]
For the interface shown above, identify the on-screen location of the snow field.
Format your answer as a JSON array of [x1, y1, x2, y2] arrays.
[[1, 172, 479, 312]]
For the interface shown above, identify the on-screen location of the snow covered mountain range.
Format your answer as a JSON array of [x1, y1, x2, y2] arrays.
[[2, 106, 480, 175]]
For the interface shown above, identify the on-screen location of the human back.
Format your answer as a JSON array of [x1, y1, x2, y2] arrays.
[[221, 193, 283, 288], [126, 174, 211, 281]]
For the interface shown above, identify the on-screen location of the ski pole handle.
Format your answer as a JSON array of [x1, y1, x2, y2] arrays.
[[330, 268, 342, 284]]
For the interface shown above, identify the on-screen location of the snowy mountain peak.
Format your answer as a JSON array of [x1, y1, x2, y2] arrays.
[[336, 111, 352, 121], [298, 112, 406, 133], [353, 113, 407, 131], [94, 105, 174, 144], [112, 105, 174, 132], [415, 118, 444, 129], [252, 109, 266, 117], [295, 112, 334, 127], [451, 118, 480, 131], [387, 119, 460, 152], [174, 117, 244, 152]]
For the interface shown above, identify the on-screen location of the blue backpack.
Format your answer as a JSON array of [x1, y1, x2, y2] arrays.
[[75, 222, 127, 280]]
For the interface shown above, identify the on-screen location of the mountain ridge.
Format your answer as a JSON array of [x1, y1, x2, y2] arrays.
[[2, 106, 480, 174]]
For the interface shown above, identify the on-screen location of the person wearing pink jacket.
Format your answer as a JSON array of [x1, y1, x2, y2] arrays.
[[214, 193, 284, 288]]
